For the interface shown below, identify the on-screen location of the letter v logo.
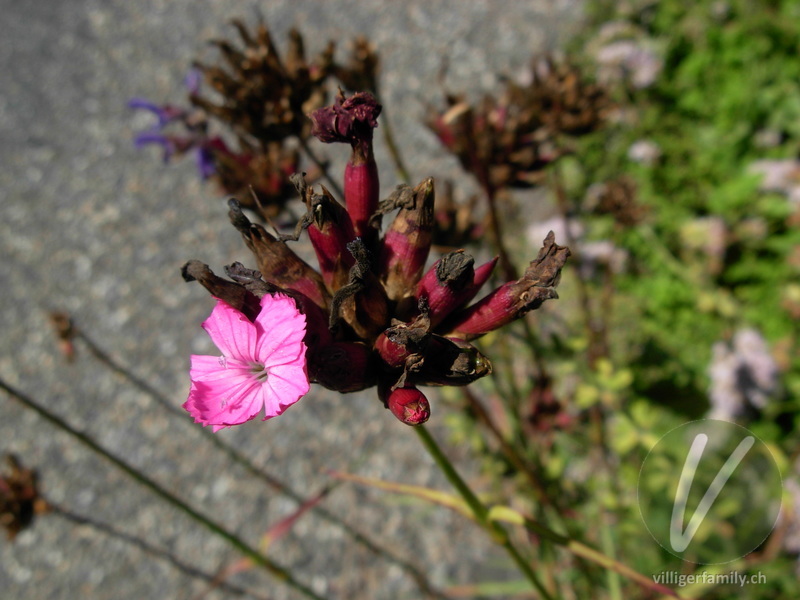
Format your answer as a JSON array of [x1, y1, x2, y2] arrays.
[[669, 433, 755, 552]]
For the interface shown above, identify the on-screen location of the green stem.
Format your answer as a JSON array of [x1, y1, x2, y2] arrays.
[[0, 378, 326, 600], [414, 426, 554, 600], [599, 509, 622, 600]]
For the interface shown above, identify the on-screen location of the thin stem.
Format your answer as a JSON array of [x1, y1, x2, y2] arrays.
[[549, 165, 606, 366], [461, 387, 568, 532], [415, 426, 554, 600], [297, 137, 345, 200], [599, 508, 622, 600], [0, 378, 325, 600], [74, 330, 443, 599], [484, 186, 518, 282], [48, 503, 267, 600], [378, 104, 411, 183]]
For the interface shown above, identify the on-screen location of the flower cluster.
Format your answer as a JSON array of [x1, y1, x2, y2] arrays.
[[428, 56, 611, 193], [183, 91, 569, 428], [131, 21, 383, 219]]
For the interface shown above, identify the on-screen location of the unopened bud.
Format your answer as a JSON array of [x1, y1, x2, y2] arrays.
[[305, 186, 357, 293], [417, 253, 498, 328], [379, 178, 435, 303], [380, 385, 431, 426], [443, 232, 569, 339]]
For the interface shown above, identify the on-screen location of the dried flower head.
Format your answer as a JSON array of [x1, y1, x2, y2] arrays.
[[584, 176, 646, 228], [183, 91, 569, 426], [428, 56, 610, 193], [129, 88, 301, 218], [0, 454, 49, 540], [191, 20, 332, 143]]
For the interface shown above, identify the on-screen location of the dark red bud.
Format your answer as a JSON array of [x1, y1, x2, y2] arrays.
[[381, 385, 431, 426], [443, 232, 569, 339], [344, 159, 380, 244], [379, 178, 435, 303], [306, 187, 357, 293]]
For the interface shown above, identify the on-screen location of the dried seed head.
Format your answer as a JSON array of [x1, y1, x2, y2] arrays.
[[431, 180, 486, 250], [0, 454, 49, 541], [331, 36, 380, 94], [428, 56, 610, 192], [192, 20, 331, 143]]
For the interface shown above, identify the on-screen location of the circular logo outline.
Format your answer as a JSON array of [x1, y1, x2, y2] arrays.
[[637, 419, 783, 565]]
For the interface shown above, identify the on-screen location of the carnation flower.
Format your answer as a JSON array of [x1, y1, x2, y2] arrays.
[[183, 293, 310, 431]]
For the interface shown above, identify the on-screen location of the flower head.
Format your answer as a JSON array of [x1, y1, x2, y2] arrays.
[[183, 293, 310, 431], [182, 92, 570, 427]]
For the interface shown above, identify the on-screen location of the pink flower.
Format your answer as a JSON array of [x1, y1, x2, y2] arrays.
[[183, 293, 310, 431]]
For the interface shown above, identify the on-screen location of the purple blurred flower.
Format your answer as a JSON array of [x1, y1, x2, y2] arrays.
[[129, 95, 216, 179]]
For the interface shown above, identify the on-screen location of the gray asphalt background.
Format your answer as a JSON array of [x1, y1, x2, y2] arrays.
[[0, 1, 583, 598]]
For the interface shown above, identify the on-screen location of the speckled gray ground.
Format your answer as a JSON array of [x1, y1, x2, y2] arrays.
[[0, 1, 583, 598]]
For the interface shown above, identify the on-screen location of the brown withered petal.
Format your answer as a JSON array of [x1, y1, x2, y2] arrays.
[[443, 232, 570, 340], [181, 260, 263, 322], [374, 309, 431, 369], [227, 199, 331, 310], [407, 336, 492, 387], [309, 90, 382, 152]]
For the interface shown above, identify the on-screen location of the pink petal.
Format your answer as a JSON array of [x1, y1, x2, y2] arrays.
[[189, 355, 252, 383], [202, 300, 258, 362], [254, 294, 308, 367], [261, 364, 311, 419], [184, 374, 263, 427]]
